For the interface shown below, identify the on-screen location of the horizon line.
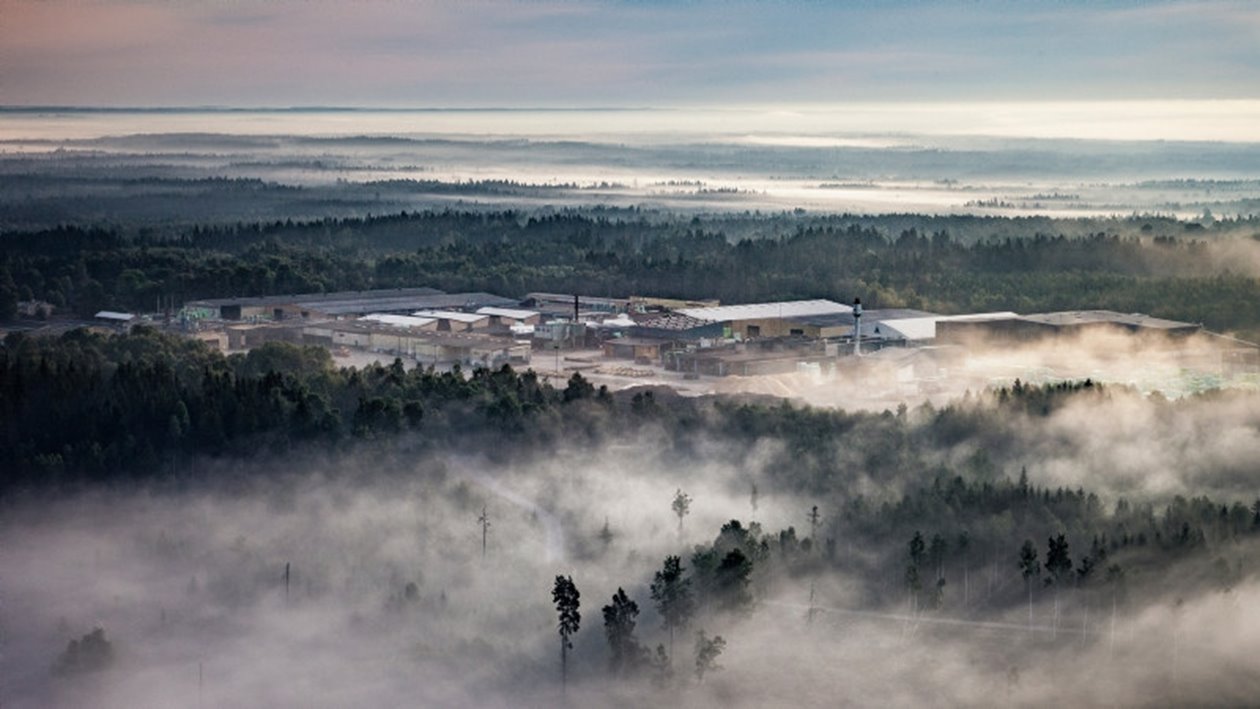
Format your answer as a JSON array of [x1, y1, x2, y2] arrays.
[[5, 99, 1260, 114]]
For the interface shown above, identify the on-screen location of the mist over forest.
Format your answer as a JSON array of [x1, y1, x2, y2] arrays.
[[4, 112, 1260, 707], [4, 110, 1260, 230], [5, 327, 1260, 706]]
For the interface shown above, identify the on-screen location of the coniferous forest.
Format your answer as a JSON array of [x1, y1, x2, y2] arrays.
[[5, 211, 1260, 338], [6, 320, 1260, 705]]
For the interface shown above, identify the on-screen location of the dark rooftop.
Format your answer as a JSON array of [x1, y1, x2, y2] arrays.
[[189, 287, 443, 308], [635, 313, 716, 331], [1020, 310, 1197, 330]]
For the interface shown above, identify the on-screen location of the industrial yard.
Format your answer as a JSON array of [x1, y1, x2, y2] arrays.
[[55, 286, 1234, 404]]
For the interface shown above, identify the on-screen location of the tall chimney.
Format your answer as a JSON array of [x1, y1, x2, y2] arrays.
[[853, 297, 863, 356]]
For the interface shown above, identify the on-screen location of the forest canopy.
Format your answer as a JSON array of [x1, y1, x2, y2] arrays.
[[4, 210, 1260, 339]]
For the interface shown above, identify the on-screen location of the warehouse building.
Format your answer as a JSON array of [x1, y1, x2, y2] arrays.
[[306, 321, 528, 366], [413, 310, 491, 332], [186, 288, 517, 321], [873, 312, 1020, 344], [676, 299, 853, 339], [629, 313, 725, 342], [602, 337, 667, 363], [358, 314, 439, 330], [935, 310, 1201, 344], [476, 307, 542, 327], [783, 308, 938, 341], [665, 340, 834, 377]]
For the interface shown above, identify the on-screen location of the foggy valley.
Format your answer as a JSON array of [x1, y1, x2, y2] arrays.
[[6, 379, 1260, 706], [5, 109, 1260, 230], [6, 0, 1260, 706]]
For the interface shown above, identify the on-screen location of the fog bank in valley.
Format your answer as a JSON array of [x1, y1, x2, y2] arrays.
[[5, 383, 1260, 707]]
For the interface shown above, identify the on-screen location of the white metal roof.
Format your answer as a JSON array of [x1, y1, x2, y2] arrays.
[[677, 299, 852, 323], [95, 311, 136, 321], [413, 310, 490, 324], [597, 315, 637, 328], [475, 306, 539, 320], [877, 312, 1019, 341], [359, 314, 437, 329]]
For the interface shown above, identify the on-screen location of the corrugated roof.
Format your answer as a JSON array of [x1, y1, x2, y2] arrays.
[[315, 292, 516, 316], [1021, 310, 1196, 330], [359, 314, 437, 329], [526, 292, 622, 307], [475, 306, 539, 320], [186, 290, 519, 316], [413, 310, 491, 324], [678, 299, 852, 322], [636, 313, 714, 331]]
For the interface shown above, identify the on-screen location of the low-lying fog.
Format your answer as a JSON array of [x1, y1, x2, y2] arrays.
[[735, 328, 1259, 406], [4, 107, 1260, 228], [6, 370, 1260, 707]]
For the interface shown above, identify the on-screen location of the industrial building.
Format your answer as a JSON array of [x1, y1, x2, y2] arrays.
[[781, 308, 937, 340], [602, 337, 667, 362], [523, 292, 623, 318], [628, 313, 724, 341], [412, 310, 492, 332], [676, 299, 853, 339], [665, 339, 836, 377], [935, 310, 1201, 344], [178, 284, 1240, 387], [476, 307, 542, 327], [185, 289, 517, 321], [872, 312, 1021, 343], [94, 311, 138, 330], [359, 314, 439, 330], [303, 321, 528, 367]]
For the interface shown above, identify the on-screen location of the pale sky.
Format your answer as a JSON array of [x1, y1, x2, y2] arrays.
[[3, 0, 1259, 107]]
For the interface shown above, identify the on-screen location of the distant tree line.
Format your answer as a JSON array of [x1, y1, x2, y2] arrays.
[[3, 211, 1260, 337]]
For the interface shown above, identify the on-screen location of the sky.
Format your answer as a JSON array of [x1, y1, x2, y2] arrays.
[[2, 0, 1260, 107]]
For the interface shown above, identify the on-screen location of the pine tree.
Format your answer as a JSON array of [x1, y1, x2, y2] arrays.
[[694, 630, 726, 683], [672, 489, 692, 534], [602, 587, 646, 676], [1045, 533, 1072, 637], [552, 575, 581, 691], [1018, 539, 1040, 628], [650, 555, 695, 660]]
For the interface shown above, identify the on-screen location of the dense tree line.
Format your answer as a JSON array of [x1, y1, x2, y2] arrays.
[[3, 211, 1260, 336], [6, 329, 1257, 613], [6, 328, 1259, 689], [0, 327, 605, 486]]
